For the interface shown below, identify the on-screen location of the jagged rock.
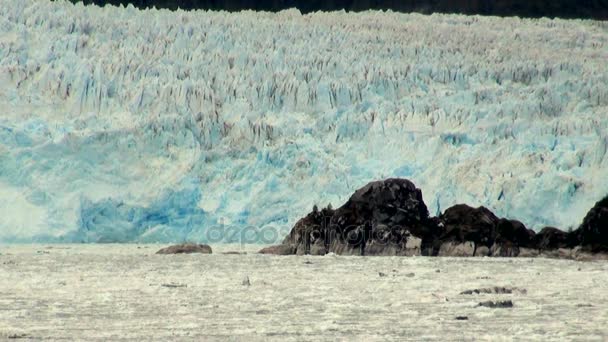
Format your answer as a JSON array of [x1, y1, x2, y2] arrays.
[[283, 178, 436, 256], [258, 244, 296, 255], [327, 178, 435, 255], [156, 244, 212, 254], [576, 195, 608, 252], [280, 178, 608, 259], [283, 205, 334, 255]]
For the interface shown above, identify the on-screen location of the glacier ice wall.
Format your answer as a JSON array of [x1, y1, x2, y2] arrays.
[[1, 0, 607, 242]]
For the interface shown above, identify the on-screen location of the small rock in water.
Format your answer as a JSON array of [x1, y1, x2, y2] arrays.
[[304, 261, 313, 264], [258, 244, 295, 255], [405, 272, 415, 277], [460, 287, 525, 295], [242, 276, 251, 286], [378, 272, 388, 277], [161, 283, 187, 288], [8, 333, 28, 339], [156, 244, 212, 254], [455, 316, 469, 320], [478, 300, 514, 308]]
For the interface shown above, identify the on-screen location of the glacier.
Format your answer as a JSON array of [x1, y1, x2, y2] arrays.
[[0, 0, 607, 242]]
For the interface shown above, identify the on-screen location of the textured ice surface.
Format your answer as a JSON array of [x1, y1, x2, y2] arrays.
[[1, 0, 607, 242], [1, 244, 608, 340]]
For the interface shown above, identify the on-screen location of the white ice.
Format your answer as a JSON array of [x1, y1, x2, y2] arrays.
[[1, 0, 607, 242]]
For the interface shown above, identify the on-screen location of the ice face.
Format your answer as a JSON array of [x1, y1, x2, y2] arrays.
[[0, 1, 607, 242]]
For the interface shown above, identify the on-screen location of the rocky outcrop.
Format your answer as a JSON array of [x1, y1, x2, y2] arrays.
[[266, 178, 608, 259], [156, 244, 212, 254], [277, 178, 436, 256], [326, 178, 434, 256], [436, 205, 497, 256], [576, 195, 608, 252]]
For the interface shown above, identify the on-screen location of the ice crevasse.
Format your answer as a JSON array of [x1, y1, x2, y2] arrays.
[[0, 0, 607, 242]]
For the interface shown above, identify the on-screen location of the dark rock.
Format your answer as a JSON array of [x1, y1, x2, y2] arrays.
[[8, 333, 28, 339], [478, 300, 514, 308], [258, 244, 296, 255], [326, 178, 435, 255], [492, 219, 537, 256], [283, 205, 334, 255], [281, 178, 437, 256], [161, 283, 187, 288], [576, 195, 608, 252], [455, 316, 469, 320], [460, 287, 525, 295], [281, 178, 608, 259], [535, 227, 576, 250], [156, 243, 212, 254], [495, 219, 536, 247], [439, 204, 499, 249]]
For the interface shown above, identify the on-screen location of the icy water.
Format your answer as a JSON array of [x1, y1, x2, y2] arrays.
[[1, 245, 607, 341]]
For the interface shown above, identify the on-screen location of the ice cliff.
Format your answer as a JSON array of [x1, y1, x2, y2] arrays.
[[0, 0, 607, 242]]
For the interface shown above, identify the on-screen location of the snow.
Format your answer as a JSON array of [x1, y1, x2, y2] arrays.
[[1, 0, 607, 242], [1, 244, 608, 340]]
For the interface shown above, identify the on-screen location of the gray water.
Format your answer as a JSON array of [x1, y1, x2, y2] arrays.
[[1, 244, 607, 340]]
